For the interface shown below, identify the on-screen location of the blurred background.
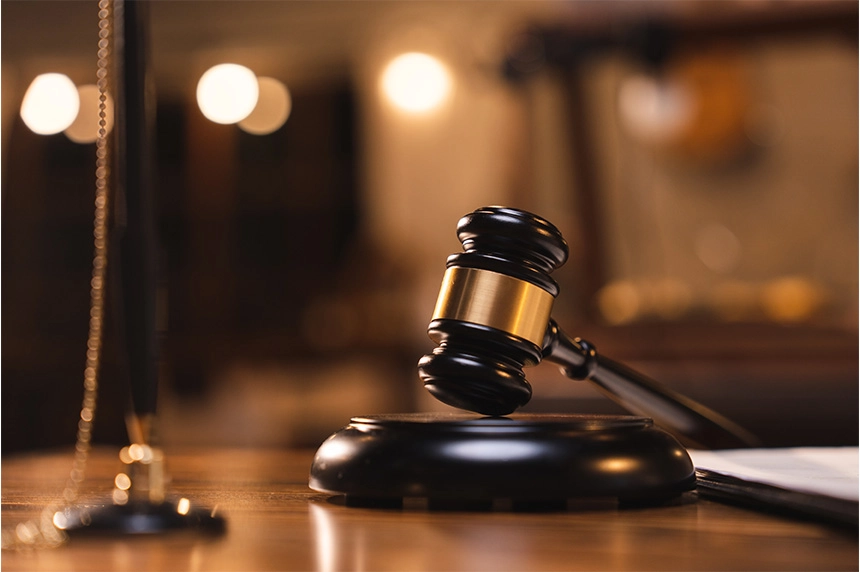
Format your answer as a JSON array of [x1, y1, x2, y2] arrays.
[[2, 0, 857, 454]]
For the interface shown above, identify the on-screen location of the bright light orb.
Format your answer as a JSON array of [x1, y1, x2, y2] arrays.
[[65, 84, 115, 143], [239, 77, 292, 135], [196, 63, 260, 124], [381, 52, 451, 114], [21, 73, 80, 135]]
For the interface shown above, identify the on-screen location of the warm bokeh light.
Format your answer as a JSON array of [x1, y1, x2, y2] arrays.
[[381, 52, 451, 114], [618, 74, 694, 145], [112, 488, 129, 506], [597, 280, 641, 325], [239, 77, 292, 135], [695, 223, 742, 274], [176, 497, 191, 516], [64, 84, 115, 143], [597, 278, 693, 324], [20, 73, 80, 135], [197, 63, 259, 124], [114, 472, 132, 491], [52, 511, 69, 531], [761, 276, 823, 323]]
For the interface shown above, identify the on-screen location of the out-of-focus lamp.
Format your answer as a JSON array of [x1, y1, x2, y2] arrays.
[[20, 73, 80, 135], [381, 52, 451, 114], [64, 84, 115, 143], [238, 77, 291, 135], [618, 73, 694, 146], [196, 63, 260, 124], [618, 51, 750, 163]]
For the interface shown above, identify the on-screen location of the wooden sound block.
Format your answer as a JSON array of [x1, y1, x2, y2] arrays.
[[310, 413, 695, 508]]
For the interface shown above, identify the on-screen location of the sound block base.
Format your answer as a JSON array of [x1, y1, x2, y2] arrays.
[[310, 413, 695, 508]]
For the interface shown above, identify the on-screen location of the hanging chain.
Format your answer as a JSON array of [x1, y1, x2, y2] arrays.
[[1, 0, 113, 551]]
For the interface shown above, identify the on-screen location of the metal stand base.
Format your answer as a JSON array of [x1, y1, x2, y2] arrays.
[[54, 498, 226, 536]]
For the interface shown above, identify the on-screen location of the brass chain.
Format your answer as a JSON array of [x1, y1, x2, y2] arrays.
[[1, 0, 113, 550]]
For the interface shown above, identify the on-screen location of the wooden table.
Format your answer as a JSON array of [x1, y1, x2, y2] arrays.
[[2, 447, 857, 571]]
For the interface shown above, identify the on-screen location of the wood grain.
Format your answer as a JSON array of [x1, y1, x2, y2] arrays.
[[2, 447, 856, 571]]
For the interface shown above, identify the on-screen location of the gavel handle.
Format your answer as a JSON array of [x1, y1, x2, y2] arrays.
[[542, 319, 761, 449]]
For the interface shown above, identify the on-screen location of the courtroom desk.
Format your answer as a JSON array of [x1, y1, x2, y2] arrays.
[[2, 447, 857, 571]]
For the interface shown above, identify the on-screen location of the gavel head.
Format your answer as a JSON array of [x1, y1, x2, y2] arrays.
[[417, 206, 569, 416]]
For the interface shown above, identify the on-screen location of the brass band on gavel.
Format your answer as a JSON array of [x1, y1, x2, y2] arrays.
[[430, 267, 555, 347]]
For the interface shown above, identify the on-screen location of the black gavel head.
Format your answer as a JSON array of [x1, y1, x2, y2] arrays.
[[417, 206, 569, 416]]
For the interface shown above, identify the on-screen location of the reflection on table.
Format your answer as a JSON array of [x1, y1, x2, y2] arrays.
[[2, 448, 857, 571]]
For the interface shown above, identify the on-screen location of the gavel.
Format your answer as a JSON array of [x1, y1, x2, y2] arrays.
[[417, 206, 758, 449]]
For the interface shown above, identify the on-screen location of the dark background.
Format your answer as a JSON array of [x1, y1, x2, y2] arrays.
[[2, 0, 857, 453]]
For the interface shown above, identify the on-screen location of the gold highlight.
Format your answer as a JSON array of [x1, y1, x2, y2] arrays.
[[431, 267, 554, 346]]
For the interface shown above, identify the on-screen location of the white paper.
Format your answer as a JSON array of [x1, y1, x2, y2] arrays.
[[688, 447, 859, 502]]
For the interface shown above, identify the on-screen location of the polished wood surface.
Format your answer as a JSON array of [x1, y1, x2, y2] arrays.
[[3, 447, 857, 571]]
